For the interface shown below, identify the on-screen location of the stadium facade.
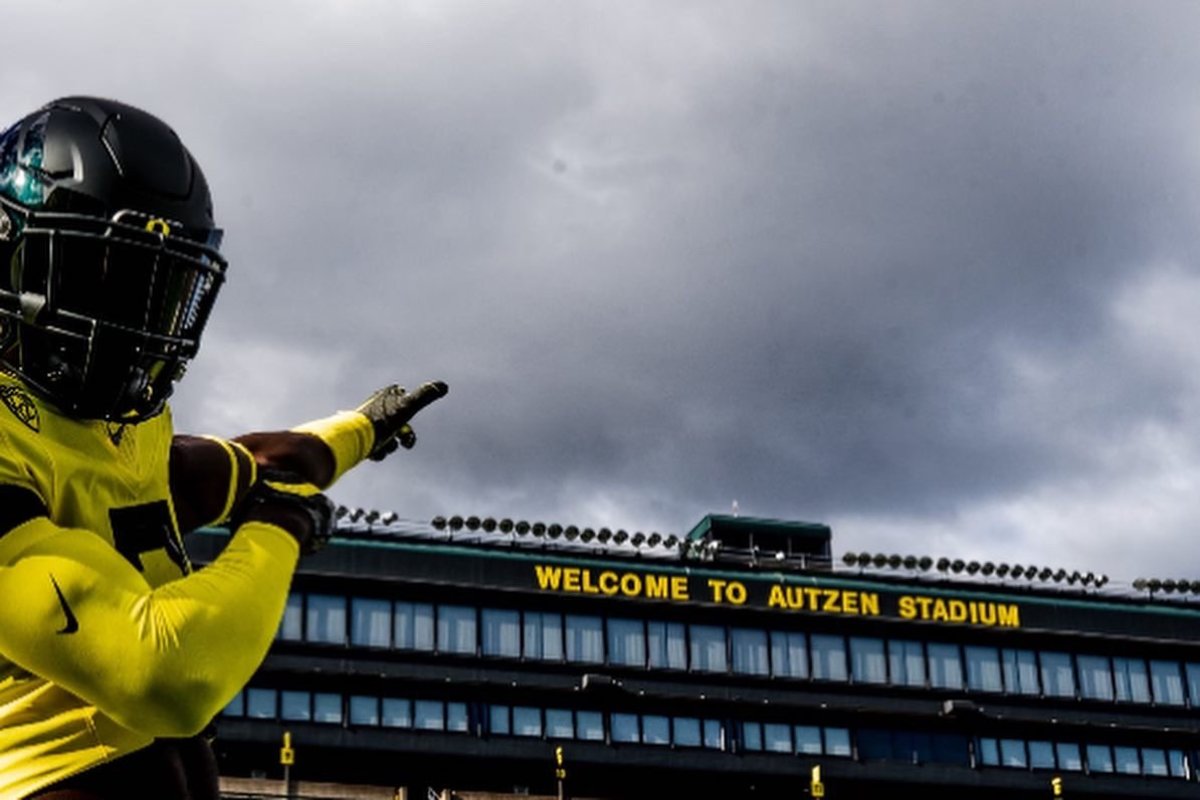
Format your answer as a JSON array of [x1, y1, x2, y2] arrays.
[[190, 513, 1200, 799]]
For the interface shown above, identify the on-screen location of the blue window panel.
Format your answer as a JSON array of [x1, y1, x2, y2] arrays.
[[889, 640, 924, 687], [415, 700, 444, 730], [545, 709, 573, 739], [607, 618, 646, 667], [689, 625, 727, 673], [1114, 746, 1140, 775], [313, 693, 342, 724], [647, 621, 687, 670], [1076, 655, 1114, 701], [481, 609, 521, 657], [1150, 660, 1185, 706], [305, 594, 347, 645], [278, 593, 303, 641], [810, 634, 848, 681], [446, 702, 468, 732], [731, 628, 769, 676], [673, 717, 701, 748], [576, 711, 604, 741], [1086, 744, 1114, 773], [770, 631, 808, 679], [703, 719, 724, 750], [381, 698, 411, 728], [513, 706, 542, 737], [349, 695, 379, 726], [523, 612, 563, 661], [489, 705, 510, 735], [394, 602, 435, 651], [437, 605, 477, 654], [763, 723, 791, 753], [1028, 741, 1055, 769], [1039, 651, 1075, 698], [565, 615, 604, 664], [978, 738, 1000, 766], [965, 646, 1003, 693], [246, 688, 277, 719], [741, 721, 763, 752], [1056, 742, 1083, 771], [825, 727, 852, 757], [222, 691, 244, 718], [1141, 748, 1168, 776], [928, 643, 963, 690], [1000, 739, 1027, 768], [1001, 649, 1039, 695], [280, 691, 311, 721], [1167, 749, 1188, 778], [794, 725, 822, 755], [611, 713, 639, 743], [849, 637, 886, 684], [1113, 657, 1150, 703], [351, 598, 391, 648], [1186, 663, 1200, 707], [643, 715, 670, 745]]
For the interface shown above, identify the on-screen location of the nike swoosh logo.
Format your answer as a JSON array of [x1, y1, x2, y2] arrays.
[[50, 575, 78, 635]]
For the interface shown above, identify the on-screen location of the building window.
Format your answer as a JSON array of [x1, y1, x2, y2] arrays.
[[546, 709, 573, 739], [523, 612, 564, 661], [673, 717, 701, 747], [350, 695, 379, 726], [305, 594, 346, 645], [964, 645, 1002, 693], [1086, 744, 1114, 773], [927, 643, 963, 690], [481, 609, 521, 658], [607, 618, 646, 667], [1113, 656, 1150, 703], [246, 688, 277, 719], [565, 615, 604, 663], [314, 693, 342, 724], [1000, 739, 1027, 768], [1076, 655, 1114, 701], [770, 631, 808, 679], [489, 705, 510, 735], [849, 637, 886, 684], [513, 706, 542, 737], [576, 710, 604, 741], [794, 725, 822, 755], [889, 640, 925, 687], [825, 727, 852, 757], [1039, 651, 1075, 698], [810, 634, 848, 681], [1142, 748, 1169, 776], [642, 715, 670, 745], [978, 737, 1000, 766], [1001, 648, 1039, 695], [689, 624, 727, 673], [763, 723, 791, 753], [1167, 749, 1188, 778], [415, 700, 444, 730], [1186, 663, 1200, 707], [1113, 746, 1140, 775], [1028, 740, 1055, 769], [381, 698, 412, 728], [647, 621, 687, 670], [611, 713, 639, 743], [437, 605, 477, 655], [222, 691, 245, 718], [278, 593, 303, 641], [394, 602, 435, 651], [1149, 660, 1185, 706], [351, 598, 392, 648], [740, 721, 763, 751], [731, 628, 769, 676], [703, 719, 724, 750], [1056, 742, 1083, 771], [446, 702, 468, 732], [280, 690, 311, 722]]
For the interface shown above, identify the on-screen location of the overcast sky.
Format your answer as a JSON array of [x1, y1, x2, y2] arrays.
[[9, 0, 1200, 585]]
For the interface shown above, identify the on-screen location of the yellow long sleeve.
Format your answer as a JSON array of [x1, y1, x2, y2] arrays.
[[0, 517, 299, 738]]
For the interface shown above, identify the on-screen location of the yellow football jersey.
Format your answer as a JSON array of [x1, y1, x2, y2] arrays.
[[0, 372, 298, 798]]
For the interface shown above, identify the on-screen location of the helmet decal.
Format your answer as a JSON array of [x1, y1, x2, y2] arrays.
[[0, 114, 48, 208]]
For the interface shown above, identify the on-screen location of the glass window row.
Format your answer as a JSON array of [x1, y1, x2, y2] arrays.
[[280, 593, 1200, 707], [222, 687, 1195, 781]]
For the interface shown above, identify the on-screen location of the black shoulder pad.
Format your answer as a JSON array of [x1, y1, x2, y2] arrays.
[[0, 485, 48, 537]]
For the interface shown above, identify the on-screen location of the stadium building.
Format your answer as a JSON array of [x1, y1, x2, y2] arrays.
[[189, 512, 1200, 799]]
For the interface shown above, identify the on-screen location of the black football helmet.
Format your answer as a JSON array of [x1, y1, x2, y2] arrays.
[[0, 96, 226, 421]]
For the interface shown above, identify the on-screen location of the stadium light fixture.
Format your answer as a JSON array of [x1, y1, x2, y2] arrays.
[[431, 515, 446, 530], [465, 516, 480, 530], [515, 520, 532, 536], [499, 518, 514, 533], [630, 532, 647, 547], [613, 530, 629, 545], [647, 533, 663, 547], [380, 511, 398, 525], [532, 522, 547, 537], [596, 529, 612, 544]]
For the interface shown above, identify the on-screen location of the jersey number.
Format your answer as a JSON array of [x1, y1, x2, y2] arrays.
[[109, 501, 189, 574]]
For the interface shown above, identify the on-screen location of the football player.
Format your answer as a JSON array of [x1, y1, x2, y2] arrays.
[[0, 97, 448, 799]]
